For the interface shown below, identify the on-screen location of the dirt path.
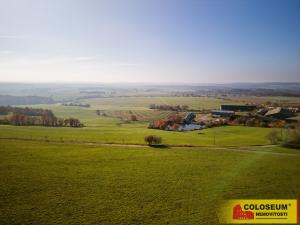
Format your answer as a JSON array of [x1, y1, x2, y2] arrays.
[[0, 137, 299, 157]]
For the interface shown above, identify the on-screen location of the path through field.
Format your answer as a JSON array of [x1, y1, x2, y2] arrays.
[[1, 137, 298, 157]]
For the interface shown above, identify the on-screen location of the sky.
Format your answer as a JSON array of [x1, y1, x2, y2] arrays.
[[0, 0, 299, 83]]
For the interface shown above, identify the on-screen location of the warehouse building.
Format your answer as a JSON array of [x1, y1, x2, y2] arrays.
[[220, 105, 256, 112]]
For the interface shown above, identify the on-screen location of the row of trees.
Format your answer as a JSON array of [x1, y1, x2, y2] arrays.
[[0, 106, 84, 127], [0, 112, 84, 127], [230, 116, 286, 128], [149, 104, 189, 111], [0, 106, 54, 117]]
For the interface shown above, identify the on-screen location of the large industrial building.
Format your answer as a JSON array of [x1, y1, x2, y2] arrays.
[[220, 105, 256, 112]]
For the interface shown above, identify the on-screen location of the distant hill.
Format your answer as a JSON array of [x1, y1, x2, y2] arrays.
[[0, 95, 55, 106]]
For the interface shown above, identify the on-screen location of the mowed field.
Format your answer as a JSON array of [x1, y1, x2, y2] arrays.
[[0, 124, 276, 146], [1, 139, 299, 225], [1, 96, 300, 224]]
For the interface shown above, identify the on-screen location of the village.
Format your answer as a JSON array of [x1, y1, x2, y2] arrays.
[[148, 104, 300, 131]]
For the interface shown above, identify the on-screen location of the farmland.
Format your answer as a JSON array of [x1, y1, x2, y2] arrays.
[[1, 0, 300, 222], [1, 92, 300, 225], [0, 97, 278, 147], [83, 96, 244, 110]]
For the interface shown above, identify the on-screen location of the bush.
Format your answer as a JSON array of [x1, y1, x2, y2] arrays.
[[130, 115, 138, 121], [282, 134, 300, 149], [260, 121, 269, 128], [266, 130, 280, 144], [144, 135, 162, 145], [281, 122, 300, 149]]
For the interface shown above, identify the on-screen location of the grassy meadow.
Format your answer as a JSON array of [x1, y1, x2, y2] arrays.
[[1, 139, 299, 225], [0, 124, 275, 146], [83, 96, 244, 110], [1, 95, 300, 225]]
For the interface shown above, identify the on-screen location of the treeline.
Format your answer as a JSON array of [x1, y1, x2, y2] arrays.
[[62, 103, 90, 108], [0, 106, 83, 127], [0, 106, 54, 116], [230, 116, 286, 128], [0, 95, 54, 105], [149, 104, 189, 111]]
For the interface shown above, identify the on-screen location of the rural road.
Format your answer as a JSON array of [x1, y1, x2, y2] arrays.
[[1, 137, 299, 157]]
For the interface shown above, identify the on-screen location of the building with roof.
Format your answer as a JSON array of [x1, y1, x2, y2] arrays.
[[264, 107, 294, 119], [220, 105, 256, 112], [183, 113, 196, 124], [211, 110, 235, 117]]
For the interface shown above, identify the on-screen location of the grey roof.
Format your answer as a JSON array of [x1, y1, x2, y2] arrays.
[[264, 107, 282, 116], [285, 115, 300, 121], [211, 110, 235, 114]]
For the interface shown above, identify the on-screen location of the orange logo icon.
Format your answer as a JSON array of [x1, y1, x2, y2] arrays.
[[233, 204, 254, 220]]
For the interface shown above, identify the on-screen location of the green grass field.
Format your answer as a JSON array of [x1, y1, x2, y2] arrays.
[[1, 96, 299, 224], [0, 139, 299, 225], [0, 97, 282, 146], [83, 96, 243, 110], [0, 125, 276, 146]]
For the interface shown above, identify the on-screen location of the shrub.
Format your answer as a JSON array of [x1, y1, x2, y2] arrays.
[[266, 130, 280, 144], [260, 121, 269, 128], [282, 134, 300, 149], [144, 135, 162, 145], [281, 122, 300, 149], [130, 115, 138, 121]]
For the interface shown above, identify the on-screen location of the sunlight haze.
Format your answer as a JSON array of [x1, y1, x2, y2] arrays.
[[0, 0, 299, 83]]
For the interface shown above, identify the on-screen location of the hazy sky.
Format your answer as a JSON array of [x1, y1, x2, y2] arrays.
[[0, 0, 299, 83]]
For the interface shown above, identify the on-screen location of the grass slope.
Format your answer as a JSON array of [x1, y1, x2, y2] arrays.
[[0, 125, 274, 146], [0, 140, 299, 225]]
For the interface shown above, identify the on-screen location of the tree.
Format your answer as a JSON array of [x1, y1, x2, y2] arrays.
[[168, 114, 182, 123], [144, 135, 162, 145], [282, 122, 300, 149], [266, 130, 280, 144], [130, 115, 138, 121], [58, 118, 64, 126], [260, 121, 269, 128], [9, 112, 25, 126]]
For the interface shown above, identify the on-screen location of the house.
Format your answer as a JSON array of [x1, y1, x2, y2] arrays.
[[211, 110, 235, 117], [220, 105, 256, 112]]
